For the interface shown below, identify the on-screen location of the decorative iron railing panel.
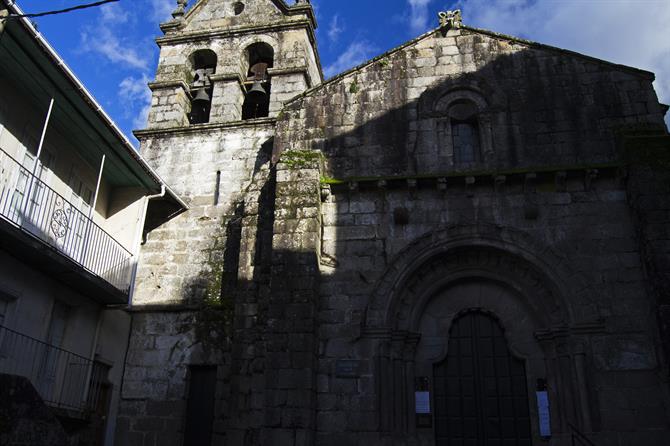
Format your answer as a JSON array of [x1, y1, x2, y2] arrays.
[[0, 325, 107, 413], [0, 147, 133, 294]]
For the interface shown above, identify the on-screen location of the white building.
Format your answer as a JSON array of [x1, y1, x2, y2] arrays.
[[0, 2, 186, 445]]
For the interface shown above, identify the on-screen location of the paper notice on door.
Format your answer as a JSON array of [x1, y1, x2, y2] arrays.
[[536, 391, 551, 437], [415, 391, 430, 414]]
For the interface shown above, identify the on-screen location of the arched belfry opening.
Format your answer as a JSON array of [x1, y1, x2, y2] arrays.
[[189, 49, 217, 124], [242, 42, 274, 120]]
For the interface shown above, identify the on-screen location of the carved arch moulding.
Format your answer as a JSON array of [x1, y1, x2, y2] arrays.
[[362, 224, 603, 439], [363, 223, 592, 335]]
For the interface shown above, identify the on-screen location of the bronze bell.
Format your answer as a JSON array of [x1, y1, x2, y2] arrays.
[[247, 80, 267, 100], [192, 88, 211, 105]]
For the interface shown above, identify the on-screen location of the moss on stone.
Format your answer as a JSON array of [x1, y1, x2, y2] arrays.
[[281, 149, 322, 169], [319, 162, 624, 185]]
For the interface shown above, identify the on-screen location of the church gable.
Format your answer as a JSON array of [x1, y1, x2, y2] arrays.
[[278, 26, 664, 179]]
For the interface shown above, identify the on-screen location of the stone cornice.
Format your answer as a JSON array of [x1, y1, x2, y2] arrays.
[[134, 117, 276, 138], [147, 80, 189, 92], [155, 20, 313, 46], [321, 162, 624, 188]]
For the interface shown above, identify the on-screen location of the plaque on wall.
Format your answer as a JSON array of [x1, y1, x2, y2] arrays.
[[335, 359, 361, 378], [415, 376, 432, 428], [415, 391, 430, 414], [536, 391, 551, 437]]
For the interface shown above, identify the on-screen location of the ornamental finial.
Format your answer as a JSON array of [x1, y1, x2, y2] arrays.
[[172, 0, 188, 19], [438, 10, 462, 30]]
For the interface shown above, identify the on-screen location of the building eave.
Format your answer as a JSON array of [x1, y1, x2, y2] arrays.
[[1, 0, 188, 220]]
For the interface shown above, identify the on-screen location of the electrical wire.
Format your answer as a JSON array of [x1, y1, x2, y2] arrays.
[[3, 0, 120, 19]]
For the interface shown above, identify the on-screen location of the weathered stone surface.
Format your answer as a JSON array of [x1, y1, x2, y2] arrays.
[[0, 374, 68, 446], [118, 2, 670, 445]]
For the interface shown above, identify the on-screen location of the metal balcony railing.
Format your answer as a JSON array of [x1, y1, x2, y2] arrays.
[[568, 423, 597, 446], [0, 147, 134, 294], [0, 325, 108, 413]]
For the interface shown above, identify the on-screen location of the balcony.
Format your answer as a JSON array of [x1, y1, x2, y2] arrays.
[[0, 325, 109, 413], [0, 147, 134, 298]]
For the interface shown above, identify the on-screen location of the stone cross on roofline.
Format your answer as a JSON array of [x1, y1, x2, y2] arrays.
[[172, 0, 188, 19], [439, 9, 463, 30]]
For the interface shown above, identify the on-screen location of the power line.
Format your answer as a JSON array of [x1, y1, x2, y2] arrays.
[[3, 0, 120, 19]]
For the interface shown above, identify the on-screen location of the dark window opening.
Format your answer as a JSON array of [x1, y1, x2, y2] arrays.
[[233, 2, 245, 15], [188, 49, 217, 124], [242, 43, 274, 120], [214, 170, 221, 205], [189, 86, 213, 125], [452, 120, 480, 164], [246, 43, 274, 71], [183, 366, 217, 446], [242, 81, 272, 120], [448, 99, 480, 165]]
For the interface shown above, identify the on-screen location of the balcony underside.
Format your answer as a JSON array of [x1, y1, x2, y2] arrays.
[[0, 217, 127, 305]]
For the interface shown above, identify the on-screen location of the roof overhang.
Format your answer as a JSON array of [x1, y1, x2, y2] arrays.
[[0, 0, 187, 222]]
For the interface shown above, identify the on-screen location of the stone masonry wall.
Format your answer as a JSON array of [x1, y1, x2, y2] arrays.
[[312, 173, 670, 445], [625, 132, 670, 375], [134, 124, 275, 306], [278, 27, 666, 178], [273, 25, 670, 445]]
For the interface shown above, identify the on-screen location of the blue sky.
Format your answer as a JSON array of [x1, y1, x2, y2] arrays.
[[14, 0, 670, 145]]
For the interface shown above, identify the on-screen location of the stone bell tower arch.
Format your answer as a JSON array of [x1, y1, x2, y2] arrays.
[[116, 1, 323, 445]]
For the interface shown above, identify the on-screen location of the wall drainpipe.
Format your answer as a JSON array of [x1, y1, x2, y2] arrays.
[[127, 185, 166, 307]]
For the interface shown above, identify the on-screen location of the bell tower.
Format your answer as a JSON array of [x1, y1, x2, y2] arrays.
[[131, 0, 322, 304], [117, 1, 323, 445], [143, 0, 321, 129]]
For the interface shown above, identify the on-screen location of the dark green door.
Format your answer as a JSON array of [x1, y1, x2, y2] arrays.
[[434, 311, 532, 445]]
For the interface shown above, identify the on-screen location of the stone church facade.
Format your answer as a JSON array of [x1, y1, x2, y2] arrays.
[[115, 1, 670, 445]]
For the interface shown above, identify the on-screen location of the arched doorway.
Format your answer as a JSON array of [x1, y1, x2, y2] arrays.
[[433, 311, 532, 445], [364, 227, 589, 444]]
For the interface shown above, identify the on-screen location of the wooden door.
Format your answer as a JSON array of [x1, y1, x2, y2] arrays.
[[434, 311, 532, 445]]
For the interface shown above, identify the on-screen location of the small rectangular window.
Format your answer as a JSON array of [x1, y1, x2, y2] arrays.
[[452, 120, 480, 165]]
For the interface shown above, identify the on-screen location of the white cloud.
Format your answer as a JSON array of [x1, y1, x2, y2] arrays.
[[80, 26, 149, 70], [119, 74, 153, 129], [79, 2, 152, 71], [149, 0, 175, 23], [324, 41, 378, 78], [328, 14, 344, 43], [99, 3, 130, 24], [454, 0, 670, 123], [408, 0, 434, 35]]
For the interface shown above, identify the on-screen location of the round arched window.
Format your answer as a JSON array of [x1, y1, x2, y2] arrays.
[[233, 2, 245, 15]]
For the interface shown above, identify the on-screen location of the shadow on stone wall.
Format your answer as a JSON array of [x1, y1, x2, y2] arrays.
[[267, 42, 669, 445]]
